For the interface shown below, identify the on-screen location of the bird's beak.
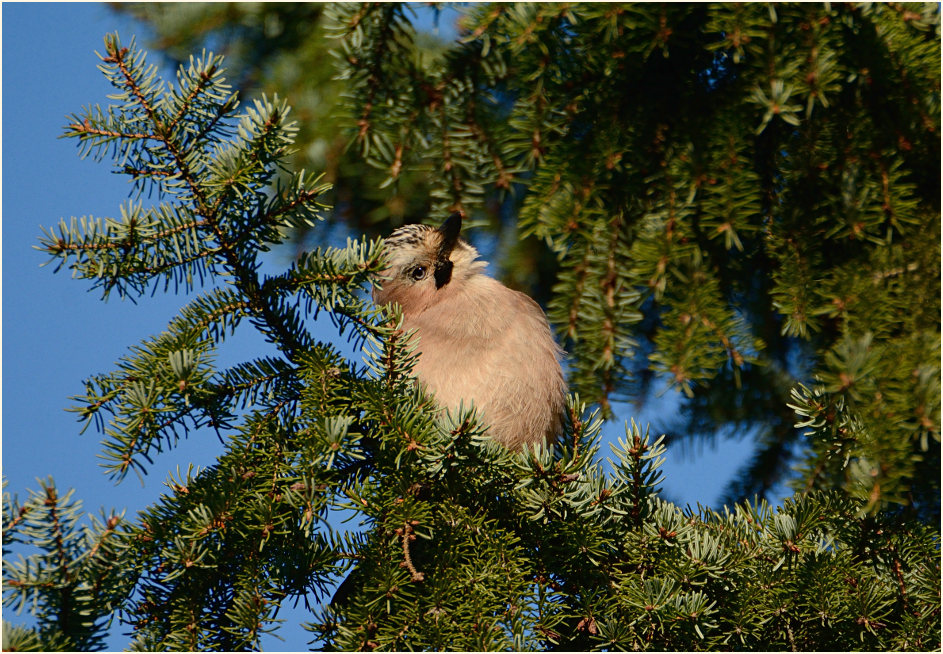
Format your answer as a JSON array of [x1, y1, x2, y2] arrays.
[[437, 212, 462, 259]]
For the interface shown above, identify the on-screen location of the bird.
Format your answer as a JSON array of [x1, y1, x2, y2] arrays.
[[373, 212, 566, 450]]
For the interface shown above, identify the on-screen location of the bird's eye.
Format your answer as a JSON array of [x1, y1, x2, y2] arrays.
[[409, 265, 427, 281]]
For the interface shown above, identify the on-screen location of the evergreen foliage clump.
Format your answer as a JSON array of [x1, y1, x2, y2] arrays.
[[3, 5, 940, 651], [320, 1, 941, 514], [119, 0, 941, 511], [112, 2, 449, 235]]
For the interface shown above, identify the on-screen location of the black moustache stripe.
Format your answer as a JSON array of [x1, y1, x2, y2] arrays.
[[434, 260, 453, 289]]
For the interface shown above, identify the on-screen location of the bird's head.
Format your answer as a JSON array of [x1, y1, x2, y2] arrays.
[[373, 212, 484, 314]]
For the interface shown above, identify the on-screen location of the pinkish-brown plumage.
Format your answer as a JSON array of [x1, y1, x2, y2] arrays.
[[373, 213, 566, 450]]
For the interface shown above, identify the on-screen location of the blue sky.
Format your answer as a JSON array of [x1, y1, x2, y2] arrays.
[[3, 3, 772, 649]]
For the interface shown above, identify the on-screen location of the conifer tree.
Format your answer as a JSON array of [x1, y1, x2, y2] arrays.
[[121, 1, 941, 514], [3, 5, 940, 651]]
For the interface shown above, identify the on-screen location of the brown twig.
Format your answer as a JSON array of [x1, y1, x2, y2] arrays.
[[399, 521, 425, 582]]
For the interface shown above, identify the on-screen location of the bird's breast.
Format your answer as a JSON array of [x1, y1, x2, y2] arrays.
[[402, 281, 565, 448]]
